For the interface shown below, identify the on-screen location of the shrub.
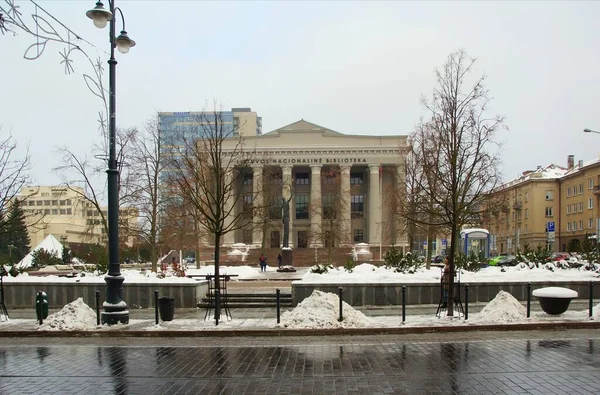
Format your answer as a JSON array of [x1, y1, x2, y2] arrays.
[[310, 262, 334, 274], [454, 251, 485, 273], [31, 248, 62, 268], [384, 248, 423, 273], [519, 243, 551, 266], [344, 257, 356, 273]]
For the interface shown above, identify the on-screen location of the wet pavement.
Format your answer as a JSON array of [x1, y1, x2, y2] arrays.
[[1, 332, 599, 394]]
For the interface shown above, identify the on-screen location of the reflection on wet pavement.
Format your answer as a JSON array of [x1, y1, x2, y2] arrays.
[[0, 338, 599, 394]]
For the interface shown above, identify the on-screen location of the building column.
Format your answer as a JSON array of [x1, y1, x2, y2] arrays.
[[282, 165, 294, 248], [369, 164, 381, 245], [340, 165, 351, 246], [395, 163, 408, 247], [222, 169, 235, 246], [252, 165, 263, 247], [310, 164, 322, 247]]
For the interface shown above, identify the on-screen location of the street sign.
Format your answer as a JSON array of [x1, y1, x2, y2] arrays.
[[548, 231, 556, 243], [442, 238, 447, 246], [547, 221, 555, 232], [423, 241, 427, 246]]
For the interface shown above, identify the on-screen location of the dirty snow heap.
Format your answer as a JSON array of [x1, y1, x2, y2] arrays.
[[474, 290, 526, 323], [39, 297, 98, 331], [281, 290, 370, 329]]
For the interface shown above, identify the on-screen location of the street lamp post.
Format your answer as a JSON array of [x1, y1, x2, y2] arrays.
[[86, 0, 135, 325]]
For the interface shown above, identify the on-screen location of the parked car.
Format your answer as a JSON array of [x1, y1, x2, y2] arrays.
[[430, 255, 444, 264], [497, 255, 518, 267], [549, 252, 569, 262], [489, 253, 508, 266]]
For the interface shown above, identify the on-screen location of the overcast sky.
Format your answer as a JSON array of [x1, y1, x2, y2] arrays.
[[2, 0, 600, 189]]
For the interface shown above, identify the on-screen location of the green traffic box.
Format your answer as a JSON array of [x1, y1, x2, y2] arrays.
[[35, 291, 49, 321]]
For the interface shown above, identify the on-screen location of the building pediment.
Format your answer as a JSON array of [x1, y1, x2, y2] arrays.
[[263, 119, 344, 137]]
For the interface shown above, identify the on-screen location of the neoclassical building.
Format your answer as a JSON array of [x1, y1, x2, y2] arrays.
[[222, 120, 410, 249]]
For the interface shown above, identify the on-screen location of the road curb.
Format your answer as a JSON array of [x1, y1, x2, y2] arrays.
[[1, 321, 599, 338]]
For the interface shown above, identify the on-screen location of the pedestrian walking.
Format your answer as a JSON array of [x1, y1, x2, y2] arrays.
[[259, 253, 267, 272], [277, 253, 283, 268]]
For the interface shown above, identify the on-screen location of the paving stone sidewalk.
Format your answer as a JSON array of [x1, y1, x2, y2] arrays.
[[0, 335, 599, 394]]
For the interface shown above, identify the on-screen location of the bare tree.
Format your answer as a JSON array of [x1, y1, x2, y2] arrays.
[[248, 164, 282, 250], [407, 50, 505, 316], [54, 128, 137, 244], [169, 107, 257, 324], [0, 130, 33, 232], [125, 114, 171, 271]]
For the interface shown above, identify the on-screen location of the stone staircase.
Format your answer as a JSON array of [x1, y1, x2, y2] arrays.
[[197, 291, 293, 308]]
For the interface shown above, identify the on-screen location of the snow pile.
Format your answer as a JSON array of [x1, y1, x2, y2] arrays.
[[280, 290, 370, 329], [473, 291, 526, 323], [38, 297, 98, 331]]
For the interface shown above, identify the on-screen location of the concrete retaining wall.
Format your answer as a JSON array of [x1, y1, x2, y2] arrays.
[[292, 281, 598, 306], [3, 281, 208, 309]]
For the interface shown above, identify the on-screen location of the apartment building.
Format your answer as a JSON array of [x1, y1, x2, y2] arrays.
[[16, 185, 138, 248], [559, 155, 600, 251], [485, 155, 600, 253]]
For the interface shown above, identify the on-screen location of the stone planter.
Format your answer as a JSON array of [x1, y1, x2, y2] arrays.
[[532, 287, 578, 315]]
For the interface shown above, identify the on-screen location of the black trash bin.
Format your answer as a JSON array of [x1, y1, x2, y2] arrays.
[[158, 296, 175, 321]]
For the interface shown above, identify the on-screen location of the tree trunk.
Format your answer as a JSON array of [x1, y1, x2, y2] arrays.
[[150, 244, 157, 272], [213, 233, 221, 325], [447, 224, 459, 317]]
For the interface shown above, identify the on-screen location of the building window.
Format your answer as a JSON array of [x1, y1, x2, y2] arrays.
[[44, 200, 50, 205], [545, 191, 553, 200], [52, 200, 58, 205], [589, 218, 594, 229], [567, 205, 571, 215], [512, 212, 516, 220], [589, 198, 594, 210], [354, 229, 364, 243], [44, 209, 50, 214], [268, 196, 282, 219], [545, 207, 553, 217], [66, 199, 72, 206], [323, 195, 335, 219], [36, 200, 43, 206], [579, 220, 584, 231], [524, 193, 528, 202], [295, 173, 309, 185], [269, 173, 282, 186], [567, 222, 572, 231], [41, 192, 49, 197], [579, 202, 584, 212], [243, 194, 253, 210], [52, 209, 58, 215], [350, 173, 363, 185], [295, 195, 309, 219], [590, 179, 595, 189], [66, 208, 72, 215], [567, 187, 571, 197], [243, 174, 253, 186], [28, 201, 35, 206], [579, 184, 583, 194], [351, 195, 364, 217], [59, 209, 66, 215], [59, 200, 65, 206], [242, 229, 253, 244], [324, 174, 335, 184], [524, 208, 528, 219], [524, 225, 528, 234]]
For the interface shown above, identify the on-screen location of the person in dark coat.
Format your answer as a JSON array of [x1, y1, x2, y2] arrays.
[[277, 253, 283, 268], [259, 253, 267, 272]]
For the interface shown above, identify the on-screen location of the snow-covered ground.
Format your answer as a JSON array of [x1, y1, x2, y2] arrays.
[[298, 262, 600, 284]]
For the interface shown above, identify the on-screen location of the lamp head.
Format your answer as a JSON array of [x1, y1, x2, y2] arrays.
[[115, 30, 136, 53], [86, 1, 113, 29]]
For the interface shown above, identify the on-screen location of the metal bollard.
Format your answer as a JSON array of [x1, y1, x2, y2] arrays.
[[154, 290, 159, 325], [276, 289, 281, 324], [402, 285, 406, 323], [527, 282, 531, 318], [338, 287, 344, 322], [465, 284, 469, 320], [590, 281, 594, 318], [215, 288, 220, 326], [95, 290, 100, 326], [37, 291, 43, 325]]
